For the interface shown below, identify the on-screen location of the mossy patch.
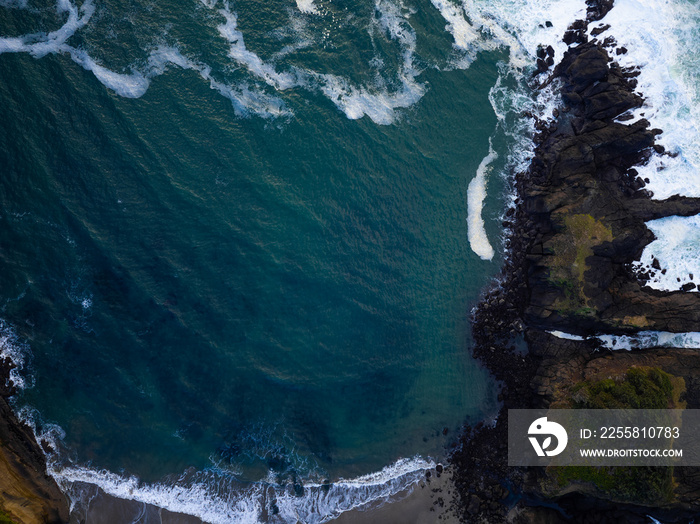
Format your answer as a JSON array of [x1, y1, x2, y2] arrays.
[[546, 213, 612, 313], [621, 315, 650, 329], [0, 510, 18, 524], [546, 368, 684, 504], [571, 367, 683, 409]]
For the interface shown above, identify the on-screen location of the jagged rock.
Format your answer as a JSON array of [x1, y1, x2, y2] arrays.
[[565, 47, 609, 89], [590, 23, 610, 36], [521, 41, 700, 335], [451, 24, 700, 524]]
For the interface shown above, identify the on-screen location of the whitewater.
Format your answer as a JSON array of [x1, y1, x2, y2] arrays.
[[1, 0, 700, 521]]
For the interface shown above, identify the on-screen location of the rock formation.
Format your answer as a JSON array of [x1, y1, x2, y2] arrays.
[[0, 358, 69, 523], [525, 42, 700, 336], [451, 1, 700, 522]]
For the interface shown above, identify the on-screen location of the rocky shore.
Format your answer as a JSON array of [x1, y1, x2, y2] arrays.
[[0, 357, 68, 523], [451, 1, 700, 522]]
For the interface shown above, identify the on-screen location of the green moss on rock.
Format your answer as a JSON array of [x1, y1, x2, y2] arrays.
[[571, 367, 677, 409], [546, 213, 612, 314], [0, 510, 19, 524], [546, 368, 684, 505]]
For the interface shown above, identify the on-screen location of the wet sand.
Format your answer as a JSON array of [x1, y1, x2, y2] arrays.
[[65, 469, 457, 524], [66, 482, 204, 524], [330, 469, 459, 524]]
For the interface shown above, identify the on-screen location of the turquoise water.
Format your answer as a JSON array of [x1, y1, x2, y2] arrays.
[[0, 0, 525, 519]]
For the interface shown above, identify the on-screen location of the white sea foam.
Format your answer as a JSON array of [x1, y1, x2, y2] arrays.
[[0, 0, 290, 117], [429, 0, 486, 65], [307, 0, 426, 124], [74, 40, 292, 116], [596, 331, 700, 351], [0, 0, 153, 99], [198, 0, 428, 123], [1, 0, 574, 125], [209, 79, 292, 118], [477, 0, 586, 66], [484, 69, 561, 253], [468, 139, 497, 260], [54, 467, 264, 524], [633, 214, 700, 292], [442, 0, 588, 261], [313, 70, 424, 125], [0, 0, 454, 124], [0, 320, 30, 391], [275, 456, 435, 522], [295, 0, 320, 15], [214, 4, 298, 91], [14, 406, 66, 459], [51, 456, 435, 524], [548, 329, 700, 350], [67, 47, 151, 98], [433, 0, 587, 70], [150, 44, 293, 118], [0, 0, 94, 57], [597, 0, 700, 199], [548, 330, 585, 341]]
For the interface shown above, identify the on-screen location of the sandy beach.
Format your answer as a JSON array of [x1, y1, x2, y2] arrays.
[[330, 469, 459, 524], [64, 468, 458, 524]]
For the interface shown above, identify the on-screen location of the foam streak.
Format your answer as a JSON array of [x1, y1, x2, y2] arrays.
[[548, 329, 700, 351], [598, 0, 700, 199], [634, 214, 700, 293], [51, 456, 435, 524], [468, 139, 497, 260]]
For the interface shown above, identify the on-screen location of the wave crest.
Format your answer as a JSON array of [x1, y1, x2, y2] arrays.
[[52, 456, 435, 524]]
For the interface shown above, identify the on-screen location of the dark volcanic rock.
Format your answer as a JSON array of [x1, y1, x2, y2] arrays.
[[564, 47, 608, 88], [451, 13, 700, 524], [523, 41, 700, 335]]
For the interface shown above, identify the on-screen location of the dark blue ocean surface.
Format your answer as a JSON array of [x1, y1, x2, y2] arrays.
[[0, 0, 540, 519]]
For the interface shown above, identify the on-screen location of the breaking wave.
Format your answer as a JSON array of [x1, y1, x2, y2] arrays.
[[51, 456, 435, 524]]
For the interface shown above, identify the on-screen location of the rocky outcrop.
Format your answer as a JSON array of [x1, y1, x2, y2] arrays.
[[450, 2, 700, 523], [524, 42, 700, 336], [0, 359, 69, 523]]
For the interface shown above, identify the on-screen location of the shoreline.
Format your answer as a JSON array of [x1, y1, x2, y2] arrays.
[[0, 0, 698, 522], [330, 467, 459, 524], [51, 463, 454, 524], [0, 357, 68, 523], [450, 0, 700, 522]]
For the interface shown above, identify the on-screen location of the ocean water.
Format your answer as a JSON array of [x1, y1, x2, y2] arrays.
[[1, 0, 699, 521], [548, 329, 700, 351], [596, 0, 700, 292]]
